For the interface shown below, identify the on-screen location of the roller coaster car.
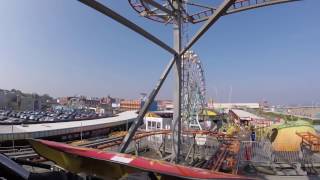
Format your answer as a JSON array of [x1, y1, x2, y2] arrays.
[[28, 139, 253, 180]]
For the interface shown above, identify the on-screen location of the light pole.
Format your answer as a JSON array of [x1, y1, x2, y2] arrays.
[[11, 124, 15, 150], [126, 118, 128, 131], [80, 122, 83, 141]]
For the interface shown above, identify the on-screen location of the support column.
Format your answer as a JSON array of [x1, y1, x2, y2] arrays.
[[172, 0, 182, 163]]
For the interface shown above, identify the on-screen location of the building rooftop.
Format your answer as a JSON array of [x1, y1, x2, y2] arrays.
[[230, 109, 263, 121], [0, 111, 137, 133]]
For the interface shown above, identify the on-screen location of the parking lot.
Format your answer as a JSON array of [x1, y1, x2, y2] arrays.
[[0, 109, 103, 125]]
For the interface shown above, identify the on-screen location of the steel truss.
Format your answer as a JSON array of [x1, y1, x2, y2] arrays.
[[78, 0, 299, 163]]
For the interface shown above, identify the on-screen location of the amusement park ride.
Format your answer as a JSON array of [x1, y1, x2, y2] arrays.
[[2, 0, 303, 179], [112, 0, 297, 161]]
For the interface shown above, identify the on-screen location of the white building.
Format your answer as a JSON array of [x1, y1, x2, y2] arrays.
[[144, 111, 173, 131], [208, 102, 260, 110], [229, 109, 265, 126]]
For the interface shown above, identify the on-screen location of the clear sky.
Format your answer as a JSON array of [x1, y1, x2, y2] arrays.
[[0, 0, 319, 105]]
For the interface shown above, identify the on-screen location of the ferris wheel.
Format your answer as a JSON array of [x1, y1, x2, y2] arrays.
[[181, 51, 206, 130]]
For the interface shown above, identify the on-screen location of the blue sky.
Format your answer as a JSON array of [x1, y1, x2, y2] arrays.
[[0, 0, 319, 105]]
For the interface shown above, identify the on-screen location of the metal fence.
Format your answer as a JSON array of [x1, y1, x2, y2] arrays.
[[238, 141, 320, 168], [238, 141, 272, 164]]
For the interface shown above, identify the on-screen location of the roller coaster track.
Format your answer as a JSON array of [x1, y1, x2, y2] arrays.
[[93, 130, 230, 149], [2, 130, 235, 165], [202, 134, 240, 174]]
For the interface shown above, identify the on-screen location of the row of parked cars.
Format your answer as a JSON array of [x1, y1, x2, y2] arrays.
[[0, 109, 100, 124]]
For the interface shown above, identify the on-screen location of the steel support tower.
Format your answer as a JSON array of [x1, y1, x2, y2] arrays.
[[172, 0, 182, 163], [79, 0, 300, 163]]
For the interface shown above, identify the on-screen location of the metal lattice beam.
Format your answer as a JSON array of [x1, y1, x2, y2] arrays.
[[129, 0, 300, 24], [227, 0, 300, 14], [193, 0, 301, 23], [141, 0, 173, 15]]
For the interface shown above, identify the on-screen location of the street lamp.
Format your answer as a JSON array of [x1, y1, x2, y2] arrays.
[[80, 122, 83, 141], [11, 124, 15, 150]]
